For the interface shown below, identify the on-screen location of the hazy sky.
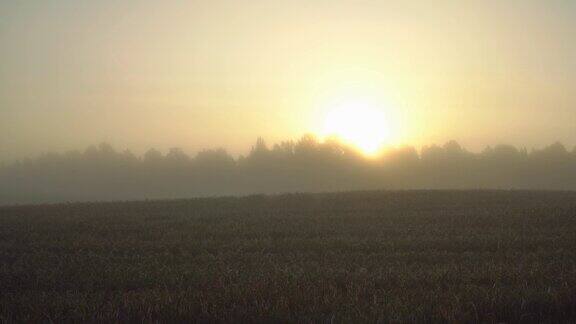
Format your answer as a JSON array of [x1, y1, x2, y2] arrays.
[[1, 0, 575, 161]]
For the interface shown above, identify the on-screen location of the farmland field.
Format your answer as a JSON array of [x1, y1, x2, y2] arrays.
[[1, 190, 576, 323]]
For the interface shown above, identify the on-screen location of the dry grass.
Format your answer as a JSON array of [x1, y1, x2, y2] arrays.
[[1, 190, 576, 323]]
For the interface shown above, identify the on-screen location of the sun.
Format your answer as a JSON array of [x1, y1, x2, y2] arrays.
[[321, 97, 392, 155]]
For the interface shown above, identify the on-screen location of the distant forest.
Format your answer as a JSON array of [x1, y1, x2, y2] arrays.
[[2, 135, 576, 205]]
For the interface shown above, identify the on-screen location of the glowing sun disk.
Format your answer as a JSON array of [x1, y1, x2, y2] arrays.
[[322, 100, 391, 155]]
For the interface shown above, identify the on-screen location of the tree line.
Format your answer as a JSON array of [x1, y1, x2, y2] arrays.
[[1, 134, 575, 204]]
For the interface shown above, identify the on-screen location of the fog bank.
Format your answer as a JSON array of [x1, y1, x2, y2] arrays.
[[1, 136, 575, 205]]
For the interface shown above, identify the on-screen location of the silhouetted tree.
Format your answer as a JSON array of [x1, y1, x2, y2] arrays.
[[143, 148, 163, 164], [195, 148, 235, 170], [3, 138, 576, 205]]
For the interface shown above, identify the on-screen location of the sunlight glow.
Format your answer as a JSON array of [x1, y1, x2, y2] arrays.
[[321, 97, 392, 155]]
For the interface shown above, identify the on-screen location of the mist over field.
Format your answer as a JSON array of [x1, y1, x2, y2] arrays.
[[2, 1, 576, 207], [2, 1, 576, 321], [1, 136, 575, 205]]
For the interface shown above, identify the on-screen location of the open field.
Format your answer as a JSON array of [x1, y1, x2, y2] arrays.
[[1, 190, 576, 323]]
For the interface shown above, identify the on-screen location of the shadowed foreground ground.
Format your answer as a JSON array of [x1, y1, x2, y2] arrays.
[[1, 190, 576, 323]]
